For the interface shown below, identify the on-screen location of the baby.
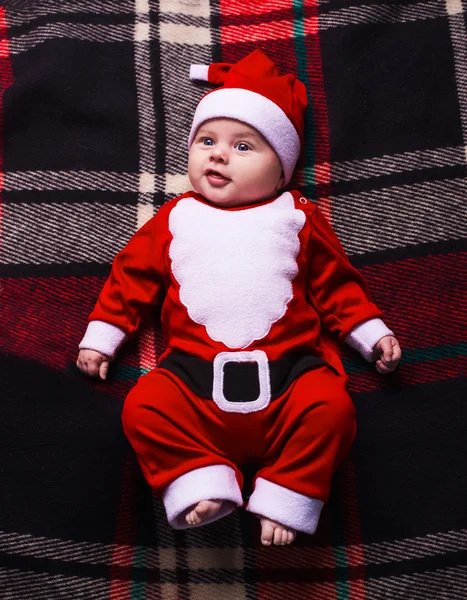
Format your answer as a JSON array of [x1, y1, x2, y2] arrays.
[[77, 50, 401, 546]]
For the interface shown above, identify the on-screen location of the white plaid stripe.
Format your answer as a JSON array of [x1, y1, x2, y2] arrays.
[[5, 565, 464, 600], [160, 0, 210, 18], [3, 171, 191, 195], [4, 0, 133, 25], [0, 567, 110, 600], [134, 0, 156, 216], [187, 584, 248, 600], [329, 145, 466, 183], [160, 12, 210, 27], [333, 177, 467, 254], [1, 527, 466, 568], [1, 202, 137, 264], [9, 23, 134, 54], [7, 1, 451, 57], [446, 1, 467, 148], [366, 566, 467, 600], [147, 0, 214, 555], [160, 1, 212, 178], [319, 1, 447, 31], [160, 22, 211, 45], [132, 0, 159, 383], [364, 527, 467, 564], [446, 0, 463, 15], [4, 171, 140, 191], [186, 548, 246, 570]]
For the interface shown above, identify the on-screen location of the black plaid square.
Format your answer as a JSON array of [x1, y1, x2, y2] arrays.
[[4, 37, 139, 171], [321, 17, 463, 161]]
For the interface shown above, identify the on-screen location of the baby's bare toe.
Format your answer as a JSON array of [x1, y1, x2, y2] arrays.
[[260, 518, 296, 546], [261, 522, 274, 546]]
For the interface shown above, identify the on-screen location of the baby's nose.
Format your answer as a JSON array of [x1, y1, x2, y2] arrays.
[[210, 145, 228, 162]]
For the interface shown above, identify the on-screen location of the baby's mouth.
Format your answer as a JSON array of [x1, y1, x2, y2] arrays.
[[205, 169, 230, 181]]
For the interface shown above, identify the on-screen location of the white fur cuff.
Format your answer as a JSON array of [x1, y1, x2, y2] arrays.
[[78, 320, 127, 359], [345, 318, 394, 362], [162, 465, 243, 530], [246, 477, 324, 535]]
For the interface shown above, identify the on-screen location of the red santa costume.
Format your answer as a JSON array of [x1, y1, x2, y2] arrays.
[[79, 51, 393, 535]]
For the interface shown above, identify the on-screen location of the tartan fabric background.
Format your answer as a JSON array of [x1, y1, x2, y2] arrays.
[[1, 0, 467, 598]]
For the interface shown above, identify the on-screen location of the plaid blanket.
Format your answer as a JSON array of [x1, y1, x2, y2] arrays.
[[1, 1, 467, 598]]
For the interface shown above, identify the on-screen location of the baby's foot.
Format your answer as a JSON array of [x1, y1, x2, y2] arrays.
[[185, 499, 225, 526], [260, 517, 296, 546]]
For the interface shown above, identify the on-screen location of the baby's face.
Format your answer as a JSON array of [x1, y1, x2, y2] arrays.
[[188, 118, 284, 208]]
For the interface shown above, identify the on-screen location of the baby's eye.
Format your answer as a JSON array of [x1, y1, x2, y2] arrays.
[[201, 137, 214, 146], [235, 142, 250, 152]]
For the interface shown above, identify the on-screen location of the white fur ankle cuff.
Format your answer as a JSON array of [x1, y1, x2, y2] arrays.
[[162, 465, 243, 530], [246, 477, 324, 535]]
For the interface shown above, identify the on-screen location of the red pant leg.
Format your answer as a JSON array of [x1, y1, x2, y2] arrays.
[[247, 366, 356, 534], [122, 368, 244, 529]]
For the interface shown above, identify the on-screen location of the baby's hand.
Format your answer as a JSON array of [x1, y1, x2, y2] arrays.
[[373, 336, 401, 374], [76, 349, 110, 380]]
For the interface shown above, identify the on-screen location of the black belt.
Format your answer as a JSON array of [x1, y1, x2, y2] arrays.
[[158, 351, 338, 403]]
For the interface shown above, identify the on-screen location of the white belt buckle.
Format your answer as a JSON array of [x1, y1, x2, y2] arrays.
[[212, 350, 271, 414]]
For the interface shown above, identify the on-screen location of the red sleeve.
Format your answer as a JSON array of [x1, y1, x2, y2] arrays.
[[89, 211, 166, 338], [306, 207, 382, 340]]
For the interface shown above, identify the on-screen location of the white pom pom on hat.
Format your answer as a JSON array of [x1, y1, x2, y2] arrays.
[[188, 49, 308, 185]]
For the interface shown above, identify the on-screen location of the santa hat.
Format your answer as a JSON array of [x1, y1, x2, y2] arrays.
[[188, 49, 308, 185]]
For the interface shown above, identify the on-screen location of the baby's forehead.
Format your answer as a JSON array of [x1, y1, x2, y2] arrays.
[[197, 118, 262, 138]]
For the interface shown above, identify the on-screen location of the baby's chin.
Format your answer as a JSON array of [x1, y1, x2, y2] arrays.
[[192, 181, 280, 208], [194, 185, 242, 208], [205, 196, 244, 208]]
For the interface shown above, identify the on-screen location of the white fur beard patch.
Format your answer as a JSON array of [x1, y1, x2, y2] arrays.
[[168, 192, 305, 348]]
